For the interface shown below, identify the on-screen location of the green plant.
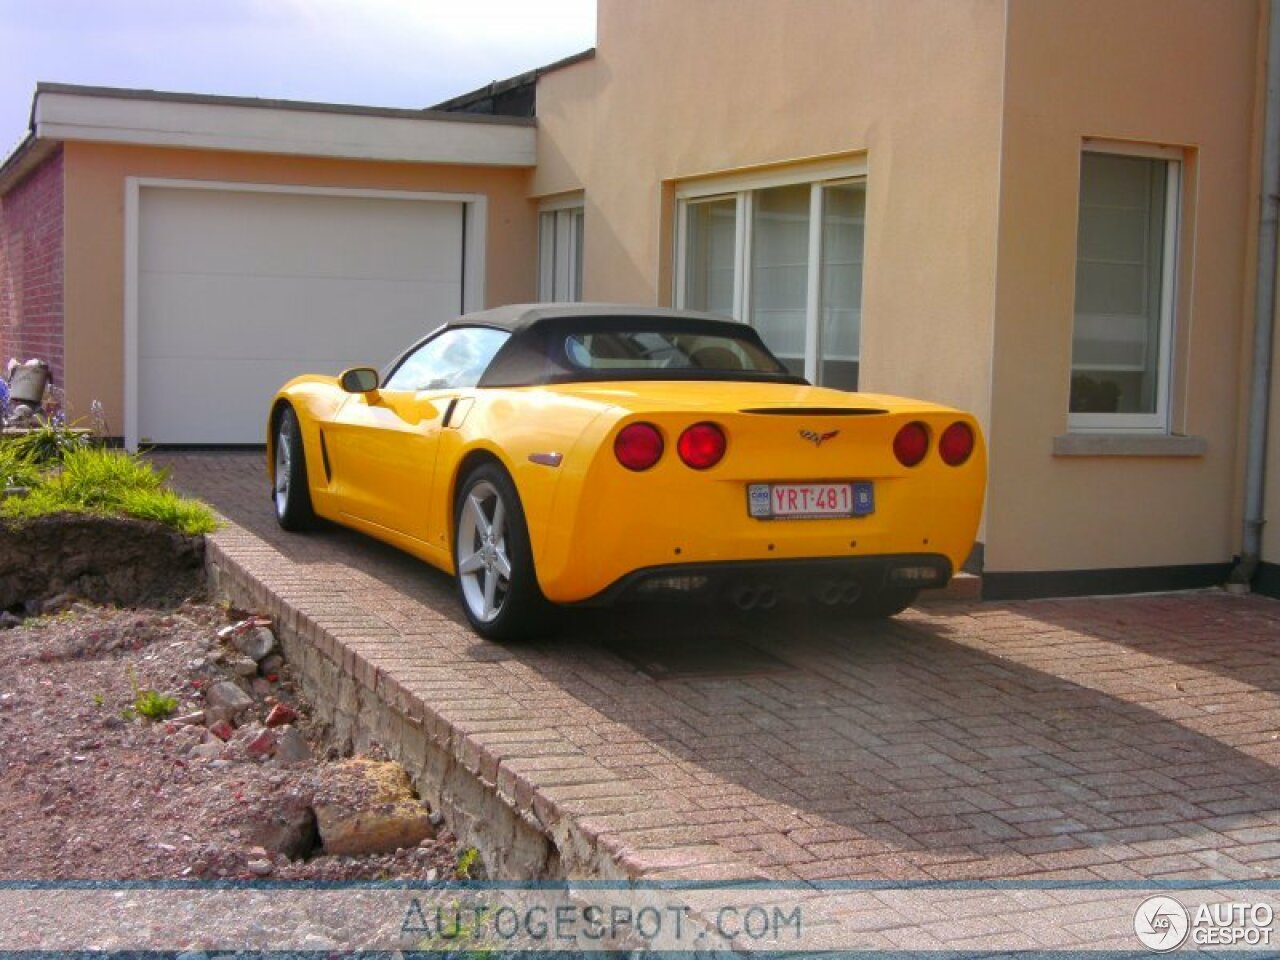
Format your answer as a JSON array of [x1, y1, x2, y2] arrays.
[[125, 664, 177, 721], [13, 418, 94, 465], [0, 447, 217, 535], [133, 689, 178, 720], [454, 846, 480, 880], [0, 441, 39, 490]]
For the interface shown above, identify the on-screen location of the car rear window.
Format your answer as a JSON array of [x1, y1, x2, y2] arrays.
[[561, 330, 787, 375]]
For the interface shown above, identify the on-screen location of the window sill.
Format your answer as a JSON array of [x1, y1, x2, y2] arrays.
[[1052, 433, 1207, 458]]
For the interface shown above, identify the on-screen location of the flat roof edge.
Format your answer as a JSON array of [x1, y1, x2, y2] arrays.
[[34, 82, 536, 128], [14, 84, 537, 170]]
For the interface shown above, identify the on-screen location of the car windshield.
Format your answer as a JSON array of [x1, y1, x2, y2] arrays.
[[562, 330, 787, 375]]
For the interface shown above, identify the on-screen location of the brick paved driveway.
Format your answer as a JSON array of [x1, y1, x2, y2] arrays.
[[158, 451, 1280, 881]]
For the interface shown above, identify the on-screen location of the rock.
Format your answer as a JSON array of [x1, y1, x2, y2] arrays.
[[230, 721, 264, 749], [246, 730, 277, 759], [244, 800, 318, 858], [234, 626, 276, 663], [313, 758, 434, 856], [246, 858, 274, 877], [40, 592, 76, 615], [259, 653, 285, 676], [172, 710, 205, 727], [208, 720, 235, 742], [228, 656, 259, 678], [264, 703, 297, 728], [190, 742, 224, 760], [0, 611, 21, 630], [204, 681, 253, 725], [272, 726, 311, 766]]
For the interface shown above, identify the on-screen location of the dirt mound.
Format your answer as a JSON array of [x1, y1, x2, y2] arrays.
[[0, 514, 205, 614]]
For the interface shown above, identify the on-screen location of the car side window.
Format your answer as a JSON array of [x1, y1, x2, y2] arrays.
[[384, 327, 510, 391]]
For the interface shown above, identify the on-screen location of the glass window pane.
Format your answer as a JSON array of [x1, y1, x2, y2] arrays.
[[820, 182, 864, 390], [750, 184, 810, 378], [1070, 154, 1168, 415], [684, 198, 737, 315], [537, 212, 556, 301], [385, 327, 510, 391]]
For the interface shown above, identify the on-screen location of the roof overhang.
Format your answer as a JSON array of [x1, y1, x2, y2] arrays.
[[2, 83, 536, 193]]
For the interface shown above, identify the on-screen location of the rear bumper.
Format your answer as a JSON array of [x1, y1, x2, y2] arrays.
[[581, 553, 953, 606]]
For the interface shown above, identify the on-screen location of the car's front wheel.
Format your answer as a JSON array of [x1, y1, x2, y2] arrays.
[[453, 464, 550, 641], [272, 405, 316, 531]]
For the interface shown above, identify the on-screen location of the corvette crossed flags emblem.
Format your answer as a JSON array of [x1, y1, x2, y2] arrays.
[[799, 429, 840, 447]]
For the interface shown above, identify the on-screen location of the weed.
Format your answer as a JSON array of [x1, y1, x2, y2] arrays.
[[125, 664, 177, 721], [133, 689, 178, 721], [454, 846, 480, 880]]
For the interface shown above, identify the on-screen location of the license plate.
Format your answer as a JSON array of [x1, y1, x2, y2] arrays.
[[747, 482, 874, 519]]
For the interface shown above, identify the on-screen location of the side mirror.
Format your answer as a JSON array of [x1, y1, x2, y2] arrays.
[[339, 367, 379, 393]]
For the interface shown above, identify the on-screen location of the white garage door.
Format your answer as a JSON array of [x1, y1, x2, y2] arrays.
[[135, 185, 467, 445]]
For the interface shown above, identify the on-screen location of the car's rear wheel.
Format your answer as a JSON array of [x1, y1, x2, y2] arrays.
[[847, 586, 919, 620], [454, 464, 550, 641], [272, 405, 316, 531]]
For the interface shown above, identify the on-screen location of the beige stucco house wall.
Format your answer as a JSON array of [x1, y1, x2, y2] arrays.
[[535, 0, 1006, 430], [987, 0, 1260, 585], [531, 0, 1267, 595]]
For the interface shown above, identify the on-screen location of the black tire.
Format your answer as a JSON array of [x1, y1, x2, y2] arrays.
[[847, 586, 919, 620], [453, 463, 551, 641], [272, 405, 316, 531]]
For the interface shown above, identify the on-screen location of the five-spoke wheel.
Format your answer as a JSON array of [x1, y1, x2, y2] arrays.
[[454, 464, 548, 641], [272, 405, 315, 530]]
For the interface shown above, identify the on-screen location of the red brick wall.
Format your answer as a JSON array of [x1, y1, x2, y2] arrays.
[[0, 148, 65, 390]]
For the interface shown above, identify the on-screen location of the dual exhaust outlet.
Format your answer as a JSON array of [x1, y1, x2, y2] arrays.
[[728, 579, 862, 611]]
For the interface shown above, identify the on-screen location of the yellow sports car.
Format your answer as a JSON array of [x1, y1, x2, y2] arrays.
[[268, 304, 986, 640]]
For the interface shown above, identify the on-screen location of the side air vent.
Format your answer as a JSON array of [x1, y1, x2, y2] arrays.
[[739, 407, 887, 416]]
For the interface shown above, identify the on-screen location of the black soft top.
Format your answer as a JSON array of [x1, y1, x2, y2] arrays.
[[436, 303, 804, 388]]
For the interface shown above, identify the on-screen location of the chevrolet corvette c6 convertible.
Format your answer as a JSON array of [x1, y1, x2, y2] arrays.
[[268, 304, 986, 640]]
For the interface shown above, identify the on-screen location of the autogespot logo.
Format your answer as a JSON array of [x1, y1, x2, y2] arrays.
[[1135, 895, 1190, 952]]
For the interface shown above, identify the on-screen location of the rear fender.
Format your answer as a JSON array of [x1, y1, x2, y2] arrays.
[[438, 392, 616, 584]]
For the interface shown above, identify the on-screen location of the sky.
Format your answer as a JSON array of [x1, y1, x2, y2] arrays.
[[0, 0, 598, 155]]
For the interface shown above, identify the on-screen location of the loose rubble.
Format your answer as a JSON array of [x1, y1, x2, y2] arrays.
[[0, 600, 471, 881]]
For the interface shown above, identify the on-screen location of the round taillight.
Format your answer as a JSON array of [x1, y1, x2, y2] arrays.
[[615, 422, 664, 471], [939, 421, 975, 466], [677, 422, 727, 470], [893, 421, 930, 467]]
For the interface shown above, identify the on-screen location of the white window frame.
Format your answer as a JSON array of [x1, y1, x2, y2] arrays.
[[1069, 144, 1182, 434], [674, 158, 867, 384], [538, 194, 584, 302]]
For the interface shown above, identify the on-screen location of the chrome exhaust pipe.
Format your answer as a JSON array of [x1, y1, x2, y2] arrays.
[[815, 580, 844, 606], [730, 584, 760, 611]]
